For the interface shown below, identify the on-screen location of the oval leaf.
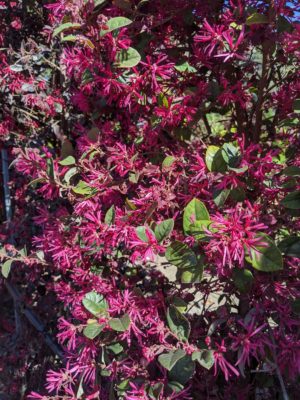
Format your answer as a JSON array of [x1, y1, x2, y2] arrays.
[[183, 198, 210, 235], [154, 219, 174, 242], [105, 205, 116, 225], [192, 350, 214, 370], [278, 236, 300, 258], [82, 292, 108, 317], [100, 17, 132, 37], [205, 146, 227, 173], [232, 268, 254, 293], [135, 226, 155, 242], [109, 314, 130, 332], [114, 47, 141, 68], [1, 259, 13, 278], [180, 263, 203, 284], [162, 156, 176, 168], [59, 156, 75, 166], [72, 181, 98, 196], [169, 355, 195, 384], [83, 322, 105, 339], [248, 234, 283, 272], [158, 349, 186, 371], [221, 142, 240, 168], [165, 241, 197, 269], [281, 191, 300, 209], [282, 166, 300, 177], [246, 13, 269, 25], [53, 22, 81, 37], [166, 305, 190, 341]]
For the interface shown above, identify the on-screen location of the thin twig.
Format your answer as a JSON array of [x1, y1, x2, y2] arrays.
[[267, 326, 290, 400]]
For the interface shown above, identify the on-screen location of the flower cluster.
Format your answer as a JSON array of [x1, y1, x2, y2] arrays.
[[0, 0, 300, 399]]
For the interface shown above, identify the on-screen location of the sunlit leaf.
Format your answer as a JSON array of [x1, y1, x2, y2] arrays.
[[114, 47, 141, 68], [1, 259, 13, 278], [183, 198, 210, 235], [53, 22, 81, 37], [154, 219, 174, 242], [83, 322, 105, 339], [100, 17, 132, 36], [82, 292, 108, 317], [109, 314, 131, 332]]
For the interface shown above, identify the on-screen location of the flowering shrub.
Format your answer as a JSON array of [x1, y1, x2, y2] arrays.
[[1, 0, 300, 399]]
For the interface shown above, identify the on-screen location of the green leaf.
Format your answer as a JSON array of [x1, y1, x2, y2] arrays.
[[247, 234, 283, 272], [105, 205, 116, 225], [61, 34, 77, 42], [154, 219, 174, 242], [129, 172, 139, 183], [28, 177, 46, 187], [107, 342, 124, 354], [166, 381, 184, 393], [281, 191, 300, 209], [76, 375, 85, 399], [169, 355, 195, 384], [1, 259, 13, 278], [221, 143, 240, 168], [72, 181, 98, 196], [83, 322, 105, 339], [172, 297, 187, 313], [157, 93, 169, 108], [292, 299, 300, 315], [278, 236, 300, 258], [173, 127, 192, 141], [175, 61, 196, 73], [135, 226, 154, 242], [282, 166, 300, 177], [205, 146, 227, 173], [166, 305, 190, 341], [94, 0, 106, 7], [232, 268, 254, 293], [165, 241, 197, 269], [117, 379, 130, 392], [100, 17, 132, 37], [246, 13, 269, 25], [277, 16, 293, 33], [114, 47, 141, 68], [148, 383, 164, 400], [188, 220, 211, 240], [82, 291, 108, 317], [293, 99, 300, 112], [53, 22, 81, 37], [59, 156, 75, 166], [64, 167, 78, 184], [212, 188, 230, 207], [158, 349, 186, 371], [228, 165, 248, 174], [162, 156, 176, 168], [180, 263, 203, 283], [46, 158, 55, 180], [229, 187, 246, 202], [183, 198, 210, 235], [192, 350, 214, 370], [109, 314, 130, 332]]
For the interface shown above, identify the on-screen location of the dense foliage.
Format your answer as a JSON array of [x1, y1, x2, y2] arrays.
[[1, 1, 300, 399]]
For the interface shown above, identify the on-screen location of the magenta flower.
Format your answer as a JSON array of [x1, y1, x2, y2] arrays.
[[129, 228, 165, 263], [205, 203, 267, 273], [213, 340, 240, 381], [231, 319, 268, 372]]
